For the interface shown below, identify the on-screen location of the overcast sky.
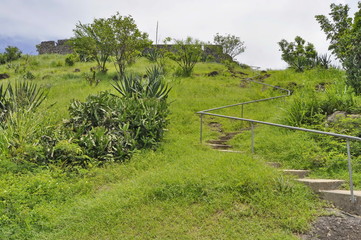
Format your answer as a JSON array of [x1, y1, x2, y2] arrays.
[[0, 0, 359, 69]]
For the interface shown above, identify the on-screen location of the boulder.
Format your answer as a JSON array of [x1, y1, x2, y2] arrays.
[[207, 71, 219, 77], [327, 111, 347, 123], [0, 73, 10, 80]]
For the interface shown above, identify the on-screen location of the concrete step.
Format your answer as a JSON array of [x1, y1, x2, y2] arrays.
[[216, 150, 242, 153], [296, 179, 345, 192], [320, 190, 361, 215], [206, 143, 232, 150], [282, 169, 310, 178], [266, 162, 282, 168]]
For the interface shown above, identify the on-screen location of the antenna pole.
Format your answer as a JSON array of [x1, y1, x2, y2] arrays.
[[156, 21, 159, 45]]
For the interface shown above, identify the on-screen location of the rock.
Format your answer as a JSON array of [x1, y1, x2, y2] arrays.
[[316, 82, 328, 92], [207, 71, 219, 77], [73, 69, 81, 72], [0, 73, 10, 80], [327, 111, 347, 123], [236, 71, 248, 76]]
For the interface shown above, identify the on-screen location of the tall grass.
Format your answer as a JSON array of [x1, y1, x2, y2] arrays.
[[0, 55, 326, 239]]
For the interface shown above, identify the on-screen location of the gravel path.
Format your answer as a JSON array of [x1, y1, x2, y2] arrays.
[[301, 208, 361, 240]]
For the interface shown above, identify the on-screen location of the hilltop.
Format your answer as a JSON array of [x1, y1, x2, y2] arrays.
[[0, 53, 360, 239]]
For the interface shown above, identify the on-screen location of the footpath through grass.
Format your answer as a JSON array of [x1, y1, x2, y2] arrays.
[[0, 56, 322, 239]]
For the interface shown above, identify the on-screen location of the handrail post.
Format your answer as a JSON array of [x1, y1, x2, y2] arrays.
[[251, 123, 255, 154], [241, 104, 244, 128], [347, 140, 356, 203], [241, 104, 244, 119], [200, 113, 203, 144]]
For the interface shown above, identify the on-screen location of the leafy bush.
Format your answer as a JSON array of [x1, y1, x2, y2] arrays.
[[167, 37, 203, 77], [65, 54, 79, 66], [284, 82, 356, 126], [278, 36, 317, 72], [0, 54, 5, 64], [0, 46, 22, 64], [213, 33, 246, 60], [65, 90, 169, 163], [23, 71, 35, 80], [52, 140, 91, 168]]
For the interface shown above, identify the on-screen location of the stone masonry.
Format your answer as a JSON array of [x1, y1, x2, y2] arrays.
[[36, 39, 73, 55], [36, 39, 231, 63]]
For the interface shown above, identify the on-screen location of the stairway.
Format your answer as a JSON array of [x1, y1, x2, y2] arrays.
[[268, 162, 360, 215]]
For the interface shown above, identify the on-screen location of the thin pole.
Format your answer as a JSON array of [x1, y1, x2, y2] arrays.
[[241, 104, 244, 119], [347, 140, 356, 203], [251, 123, 254, 154], [200, 114, 203, 143], [155, 21, 159, 45], [241, 104, 244, 128]]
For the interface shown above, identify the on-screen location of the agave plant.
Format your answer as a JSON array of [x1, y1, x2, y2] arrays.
[[144, 48, 163, 62], [291, 56, 311, 72], [145, 65, 170, 99], [315, 54, 332, 69], [112, 65, 171, 100], [0, 81, 47, 123]]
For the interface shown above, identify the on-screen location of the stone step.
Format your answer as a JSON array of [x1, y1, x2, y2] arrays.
[[296, 179, 345, 192], [206, 143, 232, 150], [266, 162, 282, 168], [207, 140, 228, 145], [319, 190, 361, 215], [282, 169, 310, 178], [216, 149, 242, 153]]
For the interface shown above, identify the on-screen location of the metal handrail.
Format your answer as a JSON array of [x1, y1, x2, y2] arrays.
[[197, 75, 359, 203]]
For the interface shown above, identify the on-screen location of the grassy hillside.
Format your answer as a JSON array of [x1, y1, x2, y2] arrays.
[[1, 54, 356, 239]]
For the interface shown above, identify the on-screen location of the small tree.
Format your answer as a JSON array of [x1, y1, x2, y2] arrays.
[[72, 17, 114, 72], [316, 3, 361, 94], [109, 14, 152, 77], [278, 36, 317, 72], [315, 3, 353, 62], [213, 33, 245, 60], [168, 37, 203, 77], [0, 46, 22, 64]]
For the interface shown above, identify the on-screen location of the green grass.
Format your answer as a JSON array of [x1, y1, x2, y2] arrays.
[[0, 55, 335, 239]]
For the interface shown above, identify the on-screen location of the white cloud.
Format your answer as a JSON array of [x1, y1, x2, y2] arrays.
[[0, 0, 359, 69]]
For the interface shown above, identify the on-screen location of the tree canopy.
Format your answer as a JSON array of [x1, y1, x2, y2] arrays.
[[213, 33, 245, 60], [278, 36, 317, 72], [71, 13, 151, 76]]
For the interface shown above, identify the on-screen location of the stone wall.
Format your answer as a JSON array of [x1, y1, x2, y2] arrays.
[[36, 39, 73, 55], [143, 44, 231, 63], [36, 40, 230, 62]]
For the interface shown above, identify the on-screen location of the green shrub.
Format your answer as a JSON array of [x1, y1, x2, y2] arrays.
[[50, 61, 63, 67], [52, 140, 92, 168], [23, 71, 35, 80], [278, 36, 317, 72], [284, 82, 356, 126], [64, 90, 170, 165], [0, 46, 22, 64], [65, 54, 79, 66], [168, 37, 203, 77], [0, 53, 6, 64]]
